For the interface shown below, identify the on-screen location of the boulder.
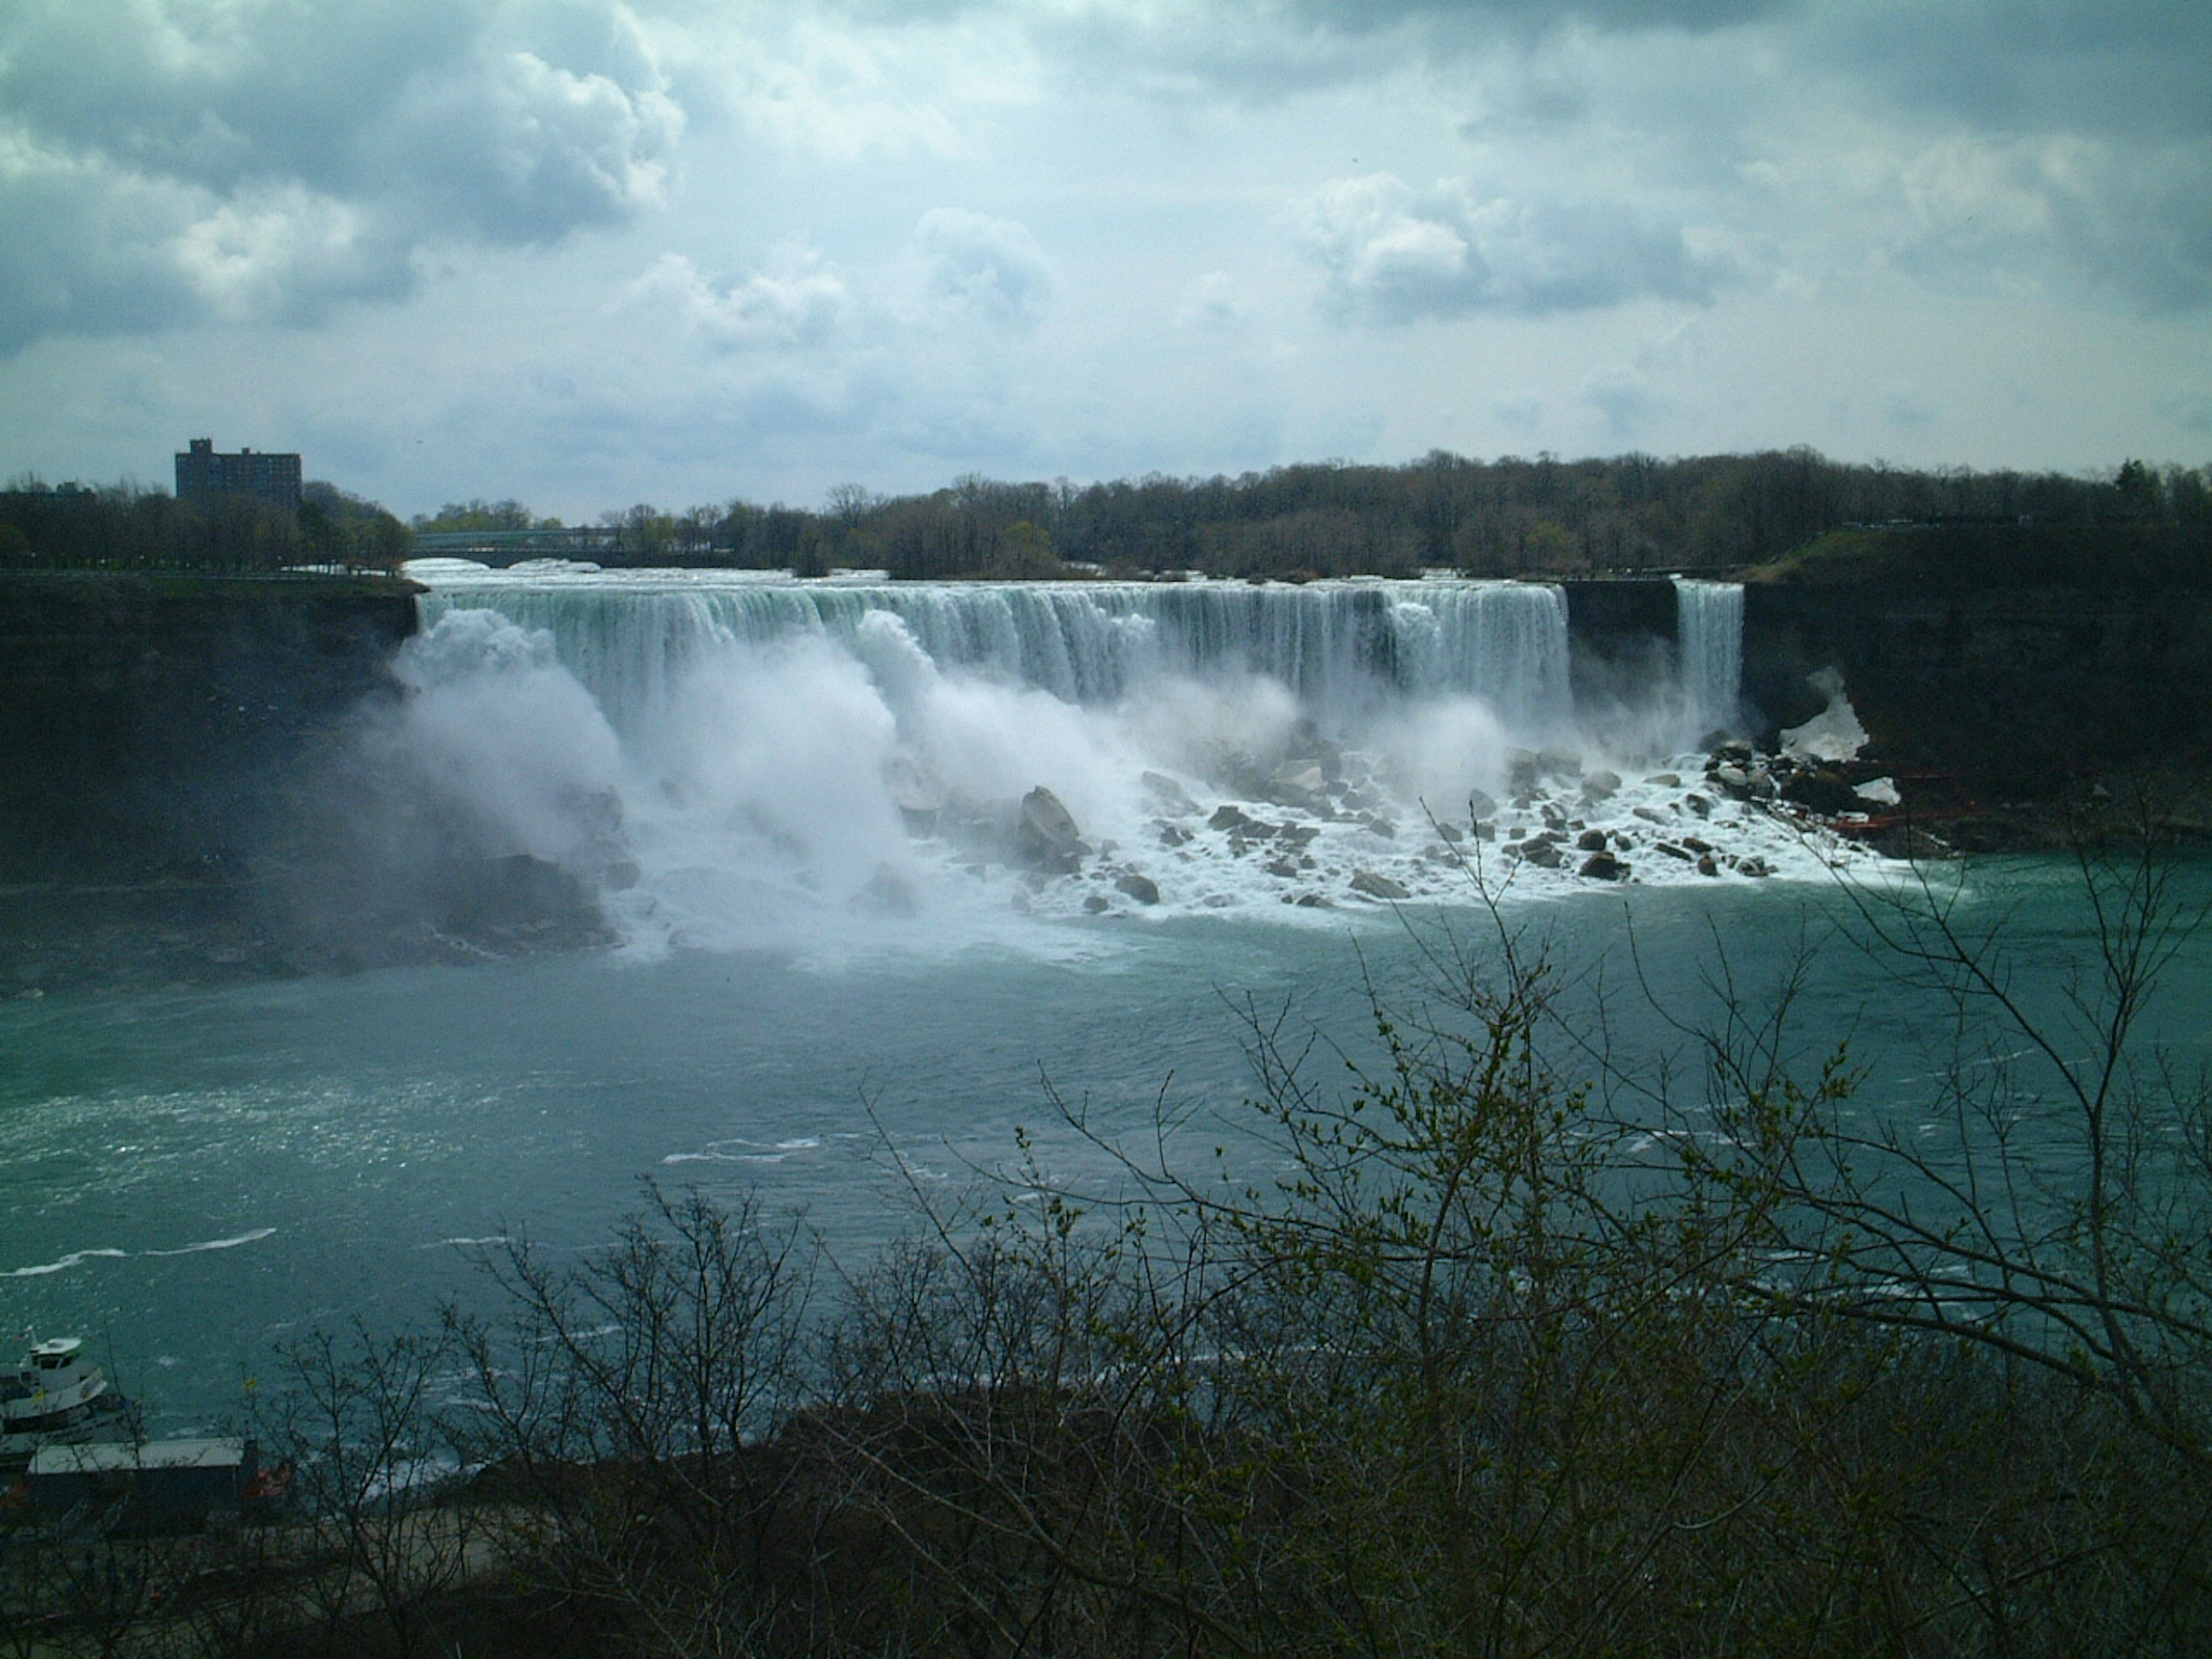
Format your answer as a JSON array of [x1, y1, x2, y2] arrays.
[[1575, 828, 1609, 852], [1141, 771, 1200, 816], [1017, 786, 1089, 874], [1208, 804, 1273, 836], [1580, 769, 1622, 804], [1350, 869, 1411, 901], [1782, 767, 1860, 816], [1579, 851, 1628, 881], [1114, 870, 1162, 904]]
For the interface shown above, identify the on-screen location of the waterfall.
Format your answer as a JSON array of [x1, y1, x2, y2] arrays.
[[416, 574, 1578, 741], [1674, 579, 1744, 743], [380, 564, 1810, 946]]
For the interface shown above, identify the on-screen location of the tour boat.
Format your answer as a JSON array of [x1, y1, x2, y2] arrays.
[[1, 1337, 127, 1464]]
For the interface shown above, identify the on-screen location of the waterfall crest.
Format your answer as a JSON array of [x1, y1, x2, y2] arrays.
[[419, 575, 1574, 738]]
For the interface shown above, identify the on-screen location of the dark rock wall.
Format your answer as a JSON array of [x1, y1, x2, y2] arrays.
[[1741, 582, 2212, 794], [0, 573, 417, 882]]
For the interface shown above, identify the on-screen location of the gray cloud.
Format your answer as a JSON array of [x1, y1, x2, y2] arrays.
[[1581, 368, 1669, 439], [0, 0, 681, 351], [1809, 1, 2212, 145], [912, 209, 1055, 328], [1298, 174, 1727, 321], [1892, 135, 2212, 313]]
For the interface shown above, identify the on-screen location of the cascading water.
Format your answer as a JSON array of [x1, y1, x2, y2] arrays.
[[1674, 578, 1745, 744], [385, 563, 1823, 953]]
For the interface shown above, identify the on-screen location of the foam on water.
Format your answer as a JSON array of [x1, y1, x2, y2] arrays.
[[395, 566, 1877, 953]]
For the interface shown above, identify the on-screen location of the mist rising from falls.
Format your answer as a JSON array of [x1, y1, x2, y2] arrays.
[[384, 567, 1786, 956]]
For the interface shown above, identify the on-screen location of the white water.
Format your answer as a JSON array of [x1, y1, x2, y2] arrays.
[[1676, 579, 1745, 742], [388, 565, 1873, 959]]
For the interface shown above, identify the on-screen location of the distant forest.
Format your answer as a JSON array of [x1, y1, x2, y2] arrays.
[[6, 449, 2209, 579], [419, 450, 2212, 581], [0, 475, 408, 574]]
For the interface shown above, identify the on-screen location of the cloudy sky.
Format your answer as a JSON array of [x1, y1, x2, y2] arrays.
[[1, 0, 2206, 521]]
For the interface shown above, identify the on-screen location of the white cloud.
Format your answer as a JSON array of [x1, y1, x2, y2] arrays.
[[169, 184, 411, 321], [631, 249, 851, 350], [1298, 172, 1727, 321]]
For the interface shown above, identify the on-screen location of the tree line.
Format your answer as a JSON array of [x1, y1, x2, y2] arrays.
[[10, 448, 2206, 581], [416, 450, 2212, 582], [0, 478, 410, 575]]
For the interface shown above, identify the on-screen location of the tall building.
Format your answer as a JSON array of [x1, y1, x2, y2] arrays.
[[174, 438, 303, 511]]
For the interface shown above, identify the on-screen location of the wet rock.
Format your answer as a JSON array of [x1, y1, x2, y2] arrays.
[[1868, 825, 1951, 862], [1265, 858, 1300, 879], [1465, 788, 1499, 821], [1655, 841, 1694, 861], [1685, 794, 1713, 819], [1575, 828, 1609, 853], [862, 869, 919, 916], [1209, 804, 1274, 836], [1141, 771, 1200, 816], [1644, 772, 1682, 788], [1017, 786, 1090, 874], [1350, 869, 1411, 901], [1581, 769, 1622, 805], [1115, 871, 1162, 904], [1737, 855, 1771, 878], [1697, 854, 1721, 877], [1579, 851, 1628, 881], [1360, 815, 1397, 839], [1157, 822, 1192, 847], [1782, 767, 1860, 816], [1632, 806, 1667, 825], [1084, 894, 1110, 913], [1680, 835, 1713, 854], [1518, 841, 1563, 869], [1274, 824, 1320, 850]]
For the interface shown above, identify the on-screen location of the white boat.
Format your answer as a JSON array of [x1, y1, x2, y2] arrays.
[[1, 1337, 127, 1464]]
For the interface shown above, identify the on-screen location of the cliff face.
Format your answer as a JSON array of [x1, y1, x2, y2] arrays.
[[1740, 582, 2212, 796], [0, 572, 417, 882]]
